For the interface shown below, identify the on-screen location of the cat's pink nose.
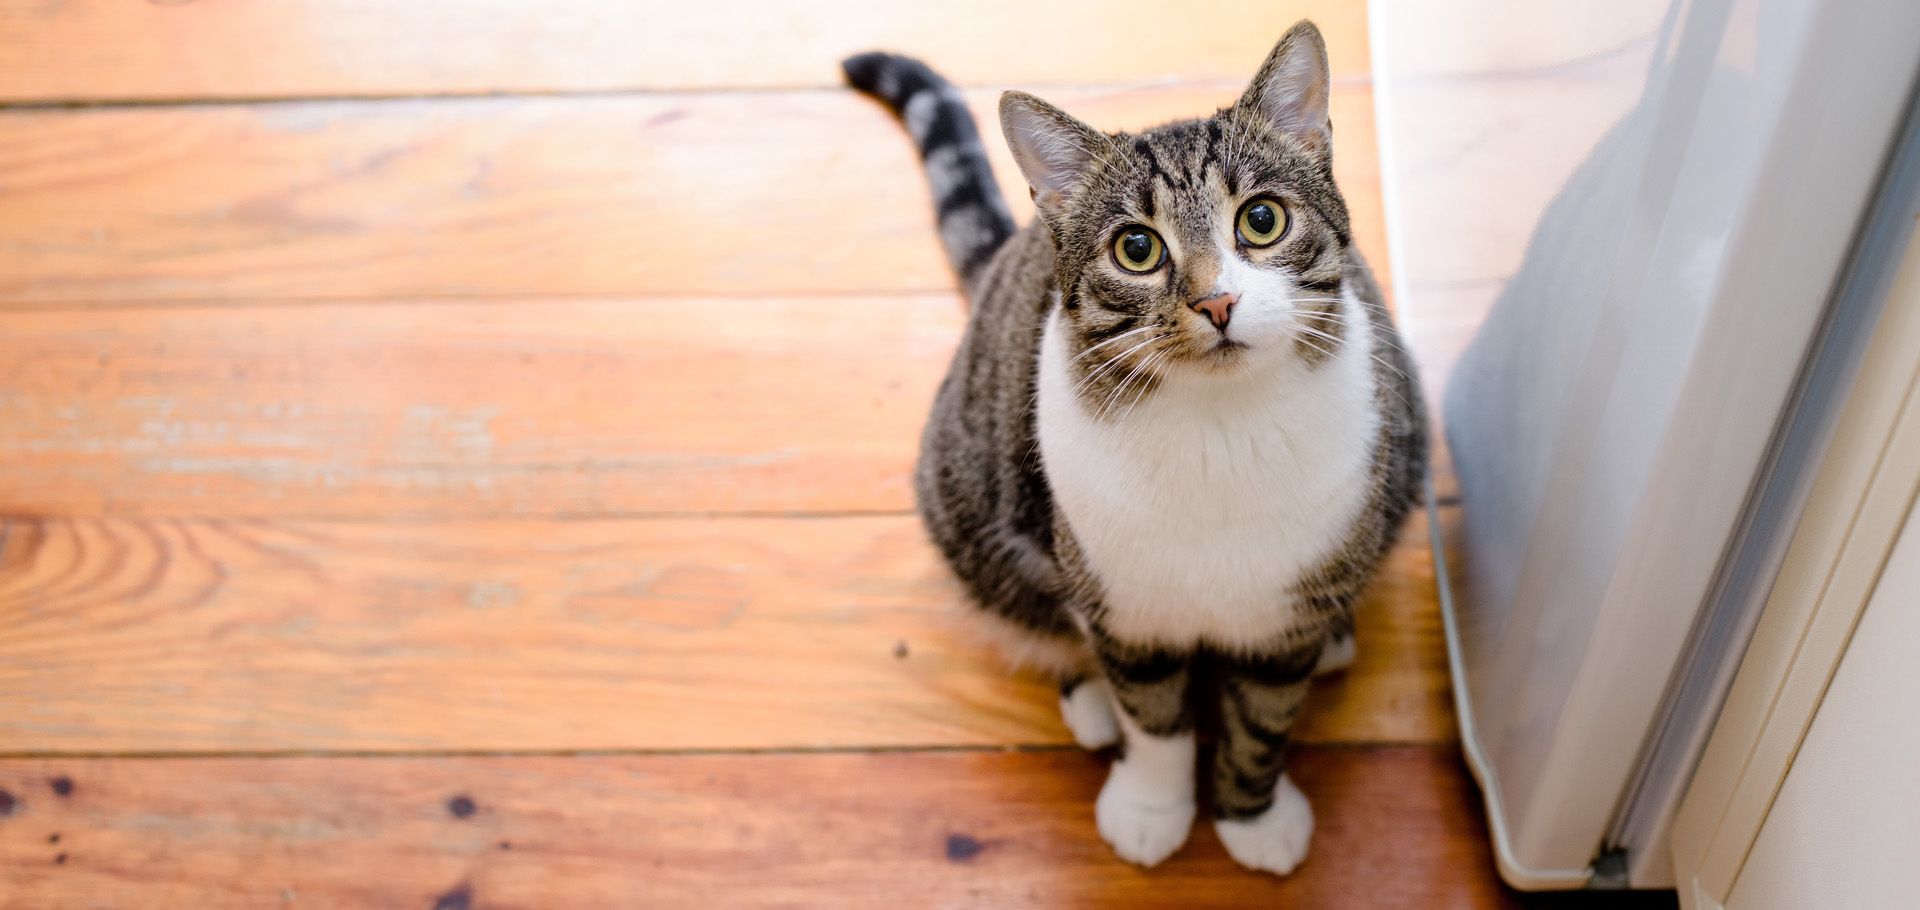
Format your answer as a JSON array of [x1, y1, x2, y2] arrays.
[[1190, 293, 1237, 330]]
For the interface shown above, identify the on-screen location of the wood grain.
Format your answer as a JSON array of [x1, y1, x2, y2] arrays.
[[0, 0, 1368, 103], [0, 295, 959, 518], [0, 510, 1453, 754], [0, 290, 1433, 519], [0, 745, 1509, 909], [0, 2, 1506, 901], [0, 86, 1386, 305]]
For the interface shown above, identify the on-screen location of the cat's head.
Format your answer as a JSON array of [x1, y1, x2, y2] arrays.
[[1002, 21, 1352, 401]]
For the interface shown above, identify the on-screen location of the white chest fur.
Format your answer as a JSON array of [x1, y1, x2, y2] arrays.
[[1035, 298, 1380, 649]]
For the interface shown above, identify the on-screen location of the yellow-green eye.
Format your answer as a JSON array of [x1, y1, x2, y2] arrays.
[[1111, 227, 1165, 273], [1237, 198, 1288, 247]]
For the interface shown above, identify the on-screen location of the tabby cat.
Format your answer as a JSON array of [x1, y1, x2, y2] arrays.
[[844, 20, 1426, 875]]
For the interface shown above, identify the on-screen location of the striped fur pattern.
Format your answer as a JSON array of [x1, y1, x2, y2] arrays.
[[844, 21, 1425, 876]]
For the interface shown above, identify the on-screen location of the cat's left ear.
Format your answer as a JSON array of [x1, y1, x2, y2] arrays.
[[1237, 20, 1332, 157]]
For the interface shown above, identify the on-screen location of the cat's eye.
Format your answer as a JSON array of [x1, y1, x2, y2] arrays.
[[1111, 227, 1165, 273], [1236, 198, 1288, 248]]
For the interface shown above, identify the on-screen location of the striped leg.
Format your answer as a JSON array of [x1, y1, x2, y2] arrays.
[[1212, 646, 1319, 876], [1092, 641, 1196, 867]]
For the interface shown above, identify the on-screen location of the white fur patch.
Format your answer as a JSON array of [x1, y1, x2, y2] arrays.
[[1313, 633, 1356, 676], [1035, 288, 1380, 649], [1206, 236, 1314, 352], [1095, 707, 1197, 867], [1059, 678, 1119, 749], [1215, 773, 1314, 875]]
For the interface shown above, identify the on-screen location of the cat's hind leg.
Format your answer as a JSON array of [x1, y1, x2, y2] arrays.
[[1058, 674, 1119, 750], [967, 610, 1116, 748], [1312, 632, 1356, 676], [1311, 614, 1358, 676]]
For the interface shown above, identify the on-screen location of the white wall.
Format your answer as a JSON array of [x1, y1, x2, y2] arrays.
[[1727, 508, 1920, 909]]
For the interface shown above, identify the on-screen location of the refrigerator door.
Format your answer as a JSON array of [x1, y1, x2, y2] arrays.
[[1371, 0, 1920, 887]]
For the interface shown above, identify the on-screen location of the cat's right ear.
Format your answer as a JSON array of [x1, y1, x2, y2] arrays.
[[999, 91, 1108, 217], [1238, 21, 1332, 157]]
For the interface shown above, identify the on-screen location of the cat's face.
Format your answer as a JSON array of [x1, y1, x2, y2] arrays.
[[1003, 22, 1350, 409]]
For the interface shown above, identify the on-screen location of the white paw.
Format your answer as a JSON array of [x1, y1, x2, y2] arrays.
[[1313, 634, 1356, 676], [1096, 765, 1196, 867], [1059, 679, 1119, 750], [1215, 774, 1314, 876]]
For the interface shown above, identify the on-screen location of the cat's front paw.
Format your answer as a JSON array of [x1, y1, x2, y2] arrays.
[[1214, 774, 1314, 875], [1095, 766, 1196, 866], [1059, 678, 1119, 750]]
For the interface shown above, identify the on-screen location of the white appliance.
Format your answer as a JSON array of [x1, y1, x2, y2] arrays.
[[1369, 0, 1920, 889]]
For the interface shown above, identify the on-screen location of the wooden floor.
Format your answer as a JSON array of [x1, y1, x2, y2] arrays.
[[0, 3, 1674, 907]]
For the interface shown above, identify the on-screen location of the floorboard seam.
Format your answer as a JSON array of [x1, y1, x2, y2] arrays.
[[0, 740, 1458, 761], [0, 76, 1372, 113]]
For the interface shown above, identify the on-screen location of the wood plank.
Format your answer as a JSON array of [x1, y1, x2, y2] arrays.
[[0, 745, 1509, 909], [0, 510, 1453, 754], [0, 0, 1369, 103], [0, 291, 1436, 519], [0, 296, 957, 517], [0, 86, 1386, 305]]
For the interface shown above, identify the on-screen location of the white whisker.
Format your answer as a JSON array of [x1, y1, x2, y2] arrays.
[[1102, 344, 1158, 414], [1292, 319, 1416, 382], [1293, 333, 1335, 361], [1368, 353, 1415, 381], [1117, 349, 1172, 423], [1292, 323, 1344, 347], [1293, 310, 1413, 358], [1075, 334, 1163, 398], [1070, 325, 1157, 365], [1097, 341, 1169, 422]]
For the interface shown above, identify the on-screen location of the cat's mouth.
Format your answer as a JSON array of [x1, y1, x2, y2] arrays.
[[1180, 336, 1248, 368], [1157, 332, 1251, 372]]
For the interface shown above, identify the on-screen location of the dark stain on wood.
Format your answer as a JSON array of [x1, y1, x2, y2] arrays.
[[445, 795, 476, 819], [47, 833, 60, 844], [893, 640, 909, 659], [497, 840, 512, 851], [0, 788, 15, 816], [0, 747, 1523, 904], [944, 833, 985, 862], [54, 853, 68, 865], [50, 776, 74, 797], [432, 884, 472, 910]]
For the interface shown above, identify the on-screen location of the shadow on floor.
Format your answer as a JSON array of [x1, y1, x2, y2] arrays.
[[1515, 890, 1681, 909]]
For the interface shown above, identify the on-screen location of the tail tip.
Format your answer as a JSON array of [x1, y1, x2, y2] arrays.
[[841, 51, 946, 110], [840, 51, 895, 96]]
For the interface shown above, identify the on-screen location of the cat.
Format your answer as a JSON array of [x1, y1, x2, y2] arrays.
[[843, 20, 1427, 875]]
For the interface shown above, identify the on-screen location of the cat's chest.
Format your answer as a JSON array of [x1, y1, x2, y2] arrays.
[[1035, 312, 1378, 649]]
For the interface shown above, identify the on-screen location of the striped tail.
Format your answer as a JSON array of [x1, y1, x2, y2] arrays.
[[842, 52, 1015, 288]]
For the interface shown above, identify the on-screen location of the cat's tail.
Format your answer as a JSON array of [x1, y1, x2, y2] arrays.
[[842, 52, 1015, 288]]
